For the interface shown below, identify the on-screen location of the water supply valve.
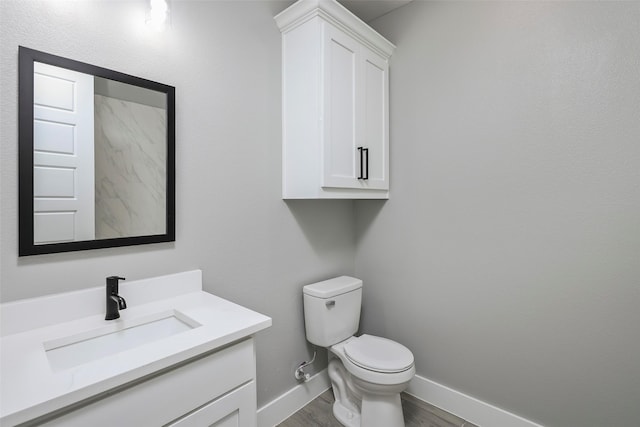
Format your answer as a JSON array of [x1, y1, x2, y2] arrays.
[[294, 351, 316, 382]]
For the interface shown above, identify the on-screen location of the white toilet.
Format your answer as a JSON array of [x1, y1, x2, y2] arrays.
[[303, 276, 415, 427]]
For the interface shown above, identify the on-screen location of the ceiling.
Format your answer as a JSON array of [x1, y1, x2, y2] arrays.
[[338, 0, 413, 23]]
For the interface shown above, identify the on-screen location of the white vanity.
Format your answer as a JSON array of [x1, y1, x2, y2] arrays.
[[0, 271, 271, 427]]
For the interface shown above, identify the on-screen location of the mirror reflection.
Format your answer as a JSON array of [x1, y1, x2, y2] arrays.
[[34, 63, 167, 243], [19, 47, 175, 256], [93, 76, 167, 240]]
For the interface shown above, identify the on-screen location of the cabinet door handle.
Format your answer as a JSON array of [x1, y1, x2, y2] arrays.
[[363, 147, 369, 180], [357, 146, 364, 179]]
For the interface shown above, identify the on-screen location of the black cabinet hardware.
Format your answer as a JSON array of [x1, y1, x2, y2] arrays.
[[357, 147, 369, 180], [363, 147, 369, 180]]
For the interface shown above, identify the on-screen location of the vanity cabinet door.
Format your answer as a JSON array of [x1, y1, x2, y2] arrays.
[[167, 381, 256, 427]]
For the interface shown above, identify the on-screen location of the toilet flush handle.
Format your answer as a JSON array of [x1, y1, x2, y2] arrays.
[[326, 300, 336, 308]]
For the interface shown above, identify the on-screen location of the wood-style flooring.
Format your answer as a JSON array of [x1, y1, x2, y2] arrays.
[[278, 389, 479, 427]]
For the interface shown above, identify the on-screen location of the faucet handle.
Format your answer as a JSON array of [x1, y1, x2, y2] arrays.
[[106, 276, 126, 295], [106, 276, 126, 289]]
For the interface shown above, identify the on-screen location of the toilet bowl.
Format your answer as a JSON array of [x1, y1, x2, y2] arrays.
[[329, 335, 415, 427], [303, 276, 415, 427]]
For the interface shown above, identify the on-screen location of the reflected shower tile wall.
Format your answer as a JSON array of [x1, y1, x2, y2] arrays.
[[94, 94, 167, 239]]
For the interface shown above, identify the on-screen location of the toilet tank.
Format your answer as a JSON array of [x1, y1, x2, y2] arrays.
[[303, 276, 362, 347]]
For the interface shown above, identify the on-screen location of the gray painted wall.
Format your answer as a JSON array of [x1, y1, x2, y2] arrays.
[[356, 2, 640, 427], [0, 0, 351, 408]]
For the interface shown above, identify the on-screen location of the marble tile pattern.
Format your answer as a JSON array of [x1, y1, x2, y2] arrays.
[[94, 94, 167, 239], [278, 390, 480, 427]]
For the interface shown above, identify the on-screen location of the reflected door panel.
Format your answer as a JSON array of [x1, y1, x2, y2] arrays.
[[33, 62, 95, 244]]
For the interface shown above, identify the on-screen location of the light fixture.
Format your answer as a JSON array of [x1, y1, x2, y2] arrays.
[[146, 0, 169, 31]]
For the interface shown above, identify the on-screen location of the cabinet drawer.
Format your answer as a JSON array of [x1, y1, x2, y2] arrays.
[[36, 338, 255, 427]]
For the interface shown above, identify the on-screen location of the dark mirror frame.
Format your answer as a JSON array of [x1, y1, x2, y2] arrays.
[[18, 46, 175, 256]]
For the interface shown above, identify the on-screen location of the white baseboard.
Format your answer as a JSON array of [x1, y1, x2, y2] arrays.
[[407, 374, 544, 427], [257, 370, 331, 427], [257, 370, 543, 427]]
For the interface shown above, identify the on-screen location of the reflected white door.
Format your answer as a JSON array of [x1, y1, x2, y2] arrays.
[[33, 62, 95, 244]]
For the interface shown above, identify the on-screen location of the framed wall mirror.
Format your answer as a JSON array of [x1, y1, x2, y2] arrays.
[[18, 47, 175, 256]]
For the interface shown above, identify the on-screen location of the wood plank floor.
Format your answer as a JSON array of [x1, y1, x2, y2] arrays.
[[278, 389, 479, 427]]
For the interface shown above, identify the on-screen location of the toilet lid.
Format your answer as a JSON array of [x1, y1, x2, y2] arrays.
[[344, 335, 414, 373]]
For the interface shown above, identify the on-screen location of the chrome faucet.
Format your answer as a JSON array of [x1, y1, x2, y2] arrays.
[[105, 276, 127, 320]]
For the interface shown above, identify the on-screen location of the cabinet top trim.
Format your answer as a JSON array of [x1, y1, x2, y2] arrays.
[[275, 0, 396, 59]]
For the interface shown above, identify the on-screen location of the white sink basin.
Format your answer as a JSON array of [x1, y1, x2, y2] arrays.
[[44, 310, 200, 371]]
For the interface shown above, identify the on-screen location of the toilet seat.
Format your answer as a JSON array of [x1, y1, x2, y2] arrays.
[[344, 334, 414, 373]]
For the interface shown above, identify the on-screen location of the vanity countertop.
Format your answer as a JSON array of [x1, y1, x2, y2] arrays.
[[0, 270, 272, 426]]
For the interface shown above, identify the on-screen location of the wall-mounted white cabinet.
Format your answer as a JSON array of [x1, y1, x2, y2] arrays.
[[276, 0, 395, 199]]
